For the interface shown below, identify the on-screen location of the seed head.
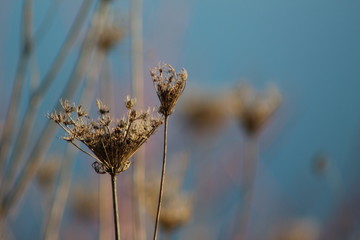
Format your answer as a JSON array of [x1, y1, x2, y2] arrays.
[[229, 84, 282, 136], [150, 63, 188, 116], [49, 99, 163, 175]]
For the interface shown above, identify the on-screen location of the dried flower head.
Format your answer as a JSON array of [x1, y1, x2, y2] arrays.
[[97, 24, 124, 52], [181, 91, 228, 137], [229, 83, 282, 136], [145, 153, 192, 232], [49, 98, 163, 175], [72, 185, 98, 221], [145, 179, 192, 232], [271, 218, 320, 240], [150, 63, 188, 116]]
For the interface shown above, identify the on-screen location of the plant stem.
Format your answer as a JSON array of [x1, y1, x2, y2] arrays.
[[235, 135, 258, 240], [153, 115, 169, 240], [130, 0, 145, 237], [111, 174, 121, 240]]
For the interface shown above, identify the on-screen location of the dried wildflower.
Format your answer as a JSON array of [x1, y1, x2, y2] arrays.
[[49, 98, 163, 176], [72, 185, 98, 221], [271, 218, 320, 240], [229, 83, 282, 136], [145, 179, 192, 232], [150, 63, 187, 116], [96, 23, 124, 52], [181, 91, 228, 137], [36, 157, 60, 192]]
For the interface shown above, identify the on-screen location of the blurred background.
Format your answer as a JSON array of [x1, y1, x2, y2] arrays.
[[1, 0, 360, 239]]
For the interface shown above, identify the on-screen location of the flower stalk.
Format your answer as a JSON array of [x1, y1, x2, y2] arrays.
[[111, 174, 121, 240], [153, 115, 169, 240]]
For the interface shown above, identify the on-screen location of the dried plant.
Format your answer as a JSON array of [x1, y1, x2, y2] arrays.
[[145, 178, 192, 235], [94, 20, 124, 53], [150, 63, 188, 240], [49, 97, 163, 240], [270, 218, 320, 240], [36, 157, 61, 193], [228, 83, 282, 240], [151, 63, 187, 117], [229, 83, 282, 136], [49, 98, 162, 176], [180, 91, 228, 137]]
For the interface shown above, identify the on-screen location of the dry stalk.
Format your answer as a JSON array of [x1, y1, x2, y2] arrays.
[[0, 8, 103, 218], [47, 96, 162, 239], [0, 0, 33, 174], [2, 0, 94, 190], [153, 115, 169, 240], [43, 50, 101, 240], [111, 174, 120, 240], [130, 0, 145, 238], [150, 63, 187, 240], [43, 148, 77, 240], [233, 136, 258, 240]]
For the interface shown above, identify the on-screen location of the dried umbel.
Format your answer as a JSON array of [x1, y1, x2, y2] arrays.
[[159, 193, 192, 231], [181, 91, 228, 137], [145, 179, 192, 232], [71, 185, 99, 221], [49, 98, 163, 175], [229, 84, 282, 135], [36, 157, 60, 192], [271, 218, 320, 240], [150, 63, 188, 116], [96, 24, 124, 52]]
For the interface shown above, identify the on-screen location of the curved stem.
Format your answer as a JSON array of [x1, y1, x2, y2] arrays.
[[153, 115, 169, 240], [111, 174, 121, 240]]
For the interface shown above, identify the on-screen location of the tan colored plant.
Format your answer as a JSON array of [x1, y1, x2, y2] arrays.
[[150, 63, 188, 240], [49, 98, 163, 240]]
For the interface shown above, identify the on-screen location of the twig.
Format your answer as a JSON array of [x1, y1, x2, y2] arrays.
[[153, 115, 169, 240]]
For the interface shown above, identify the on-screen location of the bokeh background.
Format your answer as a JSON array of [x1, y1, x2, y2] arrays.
[[1, 0, 360, 239]]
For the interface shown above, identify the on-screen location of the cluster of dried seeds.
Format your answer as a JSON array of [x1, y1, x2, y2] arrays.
[[229, 84, 282, 135], [150, 63, 188, 116], [49, 98, 163, 175]]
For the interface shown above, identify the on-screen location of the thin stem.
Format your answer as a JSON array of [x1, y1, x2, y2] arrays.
[[232, 135, 258, 240], [0, 1, 112, 219], [43, 148, 76, 240], [111, 174, 121, 240], [0, 0, 33, 173], [0, 0, 93, 192], [130, 0, 145, 237], [153, 115, 169, 240]]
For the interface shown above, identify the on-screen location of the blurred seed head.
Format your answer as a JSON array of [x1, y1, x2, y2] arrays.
[[180, 91, 228, 137], [271, 218, 321, 240], [49, 98, 163, 176], [145, 153, 192, 232], [71, 185, 98, 221], [150, 63, 188, 116], [36, 156, 61, 192], [146, 179, 193, 232], [228, 83, 282, 136], [312, 153, 329, 175], [96, 23, 124, 52]]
